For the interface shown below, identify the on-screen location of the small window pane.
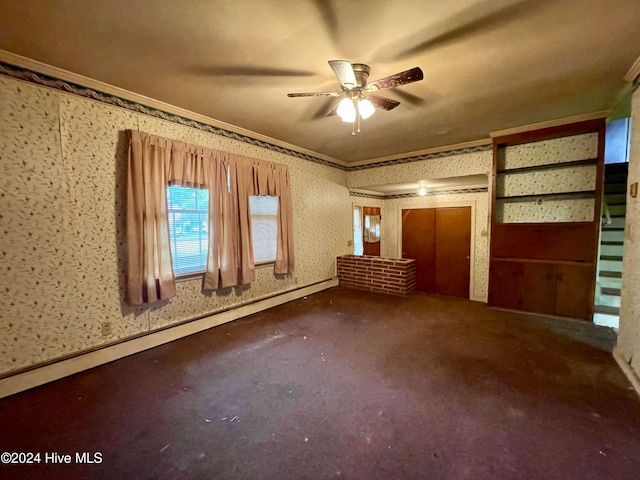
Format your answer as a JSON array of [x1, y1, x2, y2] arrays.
[[250, 196, 279, 264], [167, 185, 209, 275]]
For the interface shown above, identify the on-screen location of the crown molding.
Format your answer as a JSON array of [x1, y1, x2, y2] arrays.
[[0, 50, 347, 169], [489, 111, 610, 138], [0, 49, 616, 173], [624, 55, 640, 84], [348, 138, 492, 168], [349, 186, 488, 200], [0, 55, 496, 172]]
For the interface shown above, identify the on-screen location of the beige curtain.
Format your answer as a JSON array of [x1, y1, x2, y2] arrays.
[[126, 130, 294, 306], [228, 155, 295, 285]]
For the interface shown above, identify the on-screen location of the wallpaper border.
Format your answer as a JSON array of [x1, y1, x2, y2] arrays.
[[350, 187, 488, 200], [346, 145, 492, 171], [0, 60, 490, 171]]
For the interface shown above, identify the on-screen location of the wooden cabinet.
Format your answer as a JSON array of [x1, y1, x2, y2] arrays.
[[555, 264, 594, 319], [489, 261, 522, 310], [489, 260, 595, 319], [521, 263, 556, 315]]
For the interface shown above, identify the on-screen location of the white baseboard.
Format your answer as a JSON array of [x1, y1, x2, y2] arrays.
[[0, 278, 338, 399], [613, 346, 640, 398]]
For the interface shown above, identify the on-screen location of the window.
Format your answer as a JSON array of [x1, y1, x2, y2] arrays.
[[605, 117, 630, 164], [167, 185, 209, 276], [353, 206, 364, 255], [166, 188, 278, 275], [250, 195, 279, 264]]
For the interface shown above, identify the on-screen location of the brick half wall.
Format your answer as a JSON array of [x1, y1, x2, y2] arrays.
[[336, 255, 416, 296]]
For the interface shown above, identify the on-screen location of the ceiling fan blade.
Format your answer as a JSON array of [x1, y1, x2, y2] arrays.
[[311, 0, 339, 44], [325, 103, 339, 117], [373, 0, 540, 62], [328, 60, 357, 89], [367, 67, 423, 91], [368, 95, 400, 111], [287, 92, 340, 97], [392, 89, 425, 106], [309, 95, 343, 120]]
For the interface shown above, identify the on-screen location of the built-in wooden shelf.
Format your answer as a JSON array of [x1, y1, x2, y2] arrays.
[[491, 257, 593, 267], [489, 119, 605, 321], [496, 190, 595, 201], [496, 157, 597, 175]]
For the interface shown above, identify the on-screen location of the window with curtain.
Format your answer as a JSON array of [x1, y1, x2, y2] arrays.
[[126, 130, 295, 305], [353, 206, 364, 255], [167, 185, 209, 276], [250, 195, 279, 264]]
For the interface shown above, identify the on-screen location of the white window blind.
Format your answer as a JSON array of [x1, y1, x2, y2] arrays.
[[166, 185, 209, 276], [250, 195, 279, 264]]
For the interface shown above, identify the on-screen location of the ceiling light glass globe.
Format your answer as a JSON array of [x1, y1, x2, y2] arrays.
[[359, 98, 375, 119], [337, 98, 356, 123]]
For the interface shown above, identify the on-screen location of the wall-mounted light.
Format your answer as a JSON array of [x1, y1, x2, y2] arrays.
[[418, 185, 427, 197]]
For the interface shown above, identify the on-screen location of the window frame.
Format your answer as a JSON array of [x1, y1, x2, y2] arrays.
[[249, 195, 279, 266], [166, 185, 210, 278], [167, 189, 281, 278]]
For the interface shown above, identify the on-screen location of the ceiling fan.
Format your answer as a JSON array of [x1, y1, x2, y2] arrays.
[[287, 60, 423, 134]]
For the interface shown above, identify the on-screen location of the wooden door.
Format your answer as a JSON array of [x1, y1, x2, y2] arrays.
[[555, 264, 594, 319], [402, 206, 471, 298], [434, 207, 471, 298], [402, 209, 435, 293], [362, 206, 381, 256]]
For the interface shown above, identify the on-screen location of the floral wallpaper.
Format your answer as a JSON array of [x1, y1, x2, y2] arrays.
[[496, 198, 596, 223], [347, 150, 492, 189], [500, 133, 598, 170], [496, 164, 597, 197], [0, 75, 350, 376], [496, 134, 599, 223], [618, 84, 640, 378]]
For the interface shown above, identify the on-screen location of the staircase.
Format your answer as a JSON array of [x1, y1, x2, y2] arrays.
[[594, 162, 628, 329]]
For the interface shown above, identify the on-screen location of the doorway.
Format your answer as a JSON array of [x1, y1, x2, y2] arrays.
[[362, 206, 381, 256], [401, 206, 471, 298]]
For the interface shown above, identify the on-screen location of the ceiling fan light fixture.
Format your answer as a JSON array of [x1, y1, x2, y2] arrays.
[[359, 98, 375, 119], [337, 97, 356, 123]]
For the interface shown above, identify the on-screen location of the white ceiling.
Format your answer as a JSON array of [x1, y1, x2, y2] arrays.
[[0, 0, 639, 163]]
